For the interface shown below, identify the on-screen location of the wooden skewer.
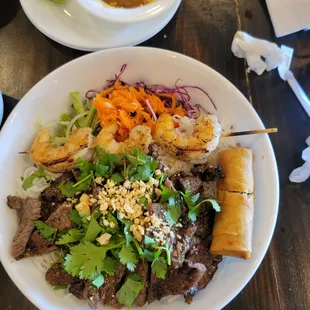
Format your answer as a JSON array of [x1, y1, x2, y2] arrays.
[[222, 128, 278, 137]]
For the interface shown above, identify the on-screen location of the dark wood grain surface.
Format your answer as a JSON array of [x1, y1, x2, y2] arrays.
[[0, 0, 309, 309]]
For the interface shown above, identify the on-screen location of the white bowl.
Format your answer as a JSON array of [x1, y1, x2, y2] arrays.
[[77, 0, 177, 24], [0, 47, 279, 310]]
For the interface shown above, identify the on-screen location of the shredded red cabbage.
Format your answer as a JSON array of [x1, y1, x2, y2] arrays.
[[85, 64, 217, 119]]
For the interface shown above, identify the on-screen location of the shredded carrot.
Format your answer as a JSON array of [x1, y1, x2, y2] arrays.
[[92, 81, 186, 140]]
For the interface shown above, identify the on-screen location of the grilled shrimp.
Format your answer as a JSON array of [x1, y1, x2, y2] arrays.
[[93, 123, 152, 154], [155, 113, 221, 163], [30, 127, 94, 173]]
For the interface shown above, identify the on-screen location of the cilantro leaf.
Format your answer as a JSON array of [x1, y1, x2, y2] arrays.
[[95, 163, 110, 177], [22, 166, 46, 190], [84, 217, 103, 242], [165, 196, 182, 226], [34, 221, 57, 242], [116, 274, 144, 308], [183, 190, 200, 207], [144, 236, 155, 246], [160, 184, 178, 202], [69, 210, 83, 227], [102, 257, 117, 275], [142, 249, 155, 262], [58, 182, 77, 198], [208, 199, 221, 212], [64, 240, 123, 280], [125, 148, 147, 166], [117, 214, 133, 246], [56, 229, 84, 245], [130, 165, 152, 182], [104, 213, 119, 234], [111, 173, 124, 184], [58, 157, 93, 197], [119, 244, 138, 271], [152, 257, 167, 279], [95, 148, 124, 178], [128, 150, 158, 182], [54, 284, 67, 291], [91, 273, 104, 288], [188, 199, 221, 221]]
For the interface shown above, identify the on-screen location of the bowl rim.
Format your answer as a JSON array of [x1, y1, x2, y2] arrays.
[[76, 0, 178, 24], [0, 46, 279, 310]]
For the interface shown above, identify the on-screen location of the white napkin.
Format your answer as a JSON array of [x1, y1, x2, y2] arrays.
[[289, 136, 310, 183], [265, 0, 310, 37], [231, 31, 310, 118], [231, 31, 283, 75]]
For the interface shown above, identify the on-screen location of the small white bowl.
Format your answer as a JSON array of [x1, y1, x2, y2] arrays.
[[77, 0, 178, 24]]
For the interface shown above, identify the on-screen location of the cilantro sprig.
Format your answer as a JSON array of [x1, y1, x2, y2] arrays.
[[116, 274, 144, 308], [160, 178, 221, 222], [59, 158, 94, 197], [34, 221, 57, 242], [64, 239, 123, 283], [143, 236, 171, 279]]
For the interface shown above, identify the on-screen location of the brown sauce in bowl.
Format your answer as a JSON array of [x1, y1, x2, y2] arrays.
[[102, 0, 153, 8]]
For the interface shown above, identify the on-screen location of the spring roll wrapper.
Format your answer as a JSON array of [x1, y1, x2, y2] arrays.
[[217, 147, 254, 194], [210, 190, 254, 259]]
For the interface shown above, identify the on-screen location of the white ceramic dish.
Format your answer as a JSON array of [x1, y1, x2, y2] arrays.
[[20, 0, 181, 51], [0, 47, 279, 310], [77, 0, 177, 24]]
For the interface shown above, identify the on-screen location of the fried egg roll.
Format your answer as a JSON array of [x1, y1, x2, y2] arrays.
[[217, 147, 254, 194], [210, 190, 254, 259], [210, 147, 254, 260]]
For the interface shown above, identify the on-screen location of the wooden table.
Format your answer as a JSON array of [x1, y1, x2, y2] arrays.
[[0, 1, 309, 309]]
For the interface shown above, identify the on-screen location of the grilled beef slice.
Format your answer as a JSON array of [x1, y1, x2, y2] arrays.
[[46, 263, 79, 286], [169, 172, 203, 196], [69, 281, 86, 300], [147, 204, 197, 269], [22, 231, 57, 257], [191, 164, 224, 182], [45, 202, 73, 231], [194, 205, 215, 241], [69, 281, 101, 309], [7, 196, 41, 259], [171, 217, 197, 268], [41, 172, 74, 203], [184, 242, 222, 303], [132, 260, 150, 307], [40, 200, 60, 222], [179, 176, 203, 196], [100, 263, 126, 308], [148, 260, 206, 304]]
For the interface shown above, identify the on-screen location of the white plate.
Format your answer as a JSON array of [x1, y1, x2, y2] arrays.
[[0, 47, 279, 310], [20, 0, 181, 51]]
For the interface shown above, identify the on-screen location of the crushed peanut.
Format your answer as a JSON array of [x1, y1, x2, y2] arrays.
[[96, 233, 112, 245], [75, 194, 91, 216]]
